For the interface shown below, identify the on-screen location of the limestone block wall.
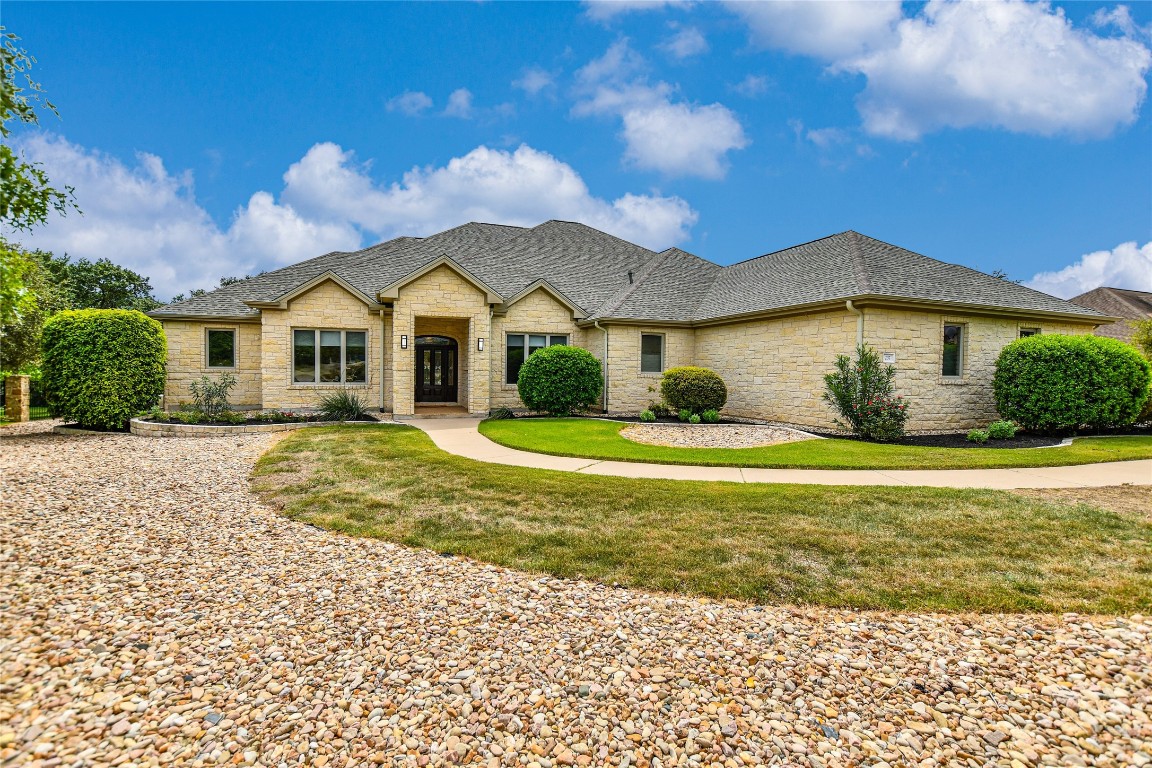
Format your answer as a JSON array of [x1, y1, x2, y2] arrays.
[[412, 316, 471, 407], [695, 310, 857, 427], [863, 309, 1093, 430], [160, 320, 263, 408], [490, 288, 593, 410], [604, 325, 696, 414], [259, 280, 380, 411], [391, 265, 491, 416]]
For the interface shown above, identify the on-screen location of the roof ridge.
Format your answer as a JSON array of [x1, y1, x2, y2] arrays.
[[848, 231, 871, 293], [1104, 287, 1152, 316], [721, 231, 853, 269], [589, 250, 670, 318]]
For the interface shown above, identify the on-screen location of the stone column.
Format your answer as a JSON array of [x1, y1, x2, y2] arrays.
[[4, 375, 30, 422]]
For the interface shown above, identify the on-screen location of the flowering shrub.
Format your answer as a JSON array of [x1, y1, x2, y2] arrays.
[[822, 344, 909, 441]]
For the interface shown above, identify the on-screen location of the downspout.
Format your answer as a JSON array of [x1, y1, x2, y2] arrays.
[[845, 300, 864, 348], [379, 309, 387, 414], [593, 320, 609, 414], [487, 306, 494, 416]]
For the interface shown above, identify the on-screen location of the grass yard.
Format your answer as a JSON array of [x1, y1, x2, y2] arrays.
[[253, 424, 1152, 614], [479, 417, 1152, 470]]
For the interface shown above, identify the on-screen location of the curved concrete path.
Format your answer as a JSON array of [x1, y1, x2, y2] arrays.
[[410, 417, 1152, 489]]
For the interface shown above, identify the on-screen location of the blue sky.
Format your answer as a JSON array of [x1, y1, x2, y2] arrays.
[[6, 0, 1152, 300]]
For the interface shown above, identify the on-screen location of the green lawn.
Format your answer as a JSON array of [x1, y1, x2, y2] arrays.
[[252, 424, 1152, 614], [479, 417, 1152, 470]]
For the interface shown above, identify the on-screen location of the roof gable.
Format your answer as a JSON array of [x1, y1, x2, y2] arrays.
[[378, 255, 504, 304], [245, 271, 380, 309]]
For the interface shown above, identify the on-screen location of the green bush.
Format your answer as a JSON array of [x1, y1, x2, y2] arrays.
[[317, 390, 369, 421], [967, 429, 990, 444], [678, 408, 693, 422], [660, 366, 727, 415], [688, 413, 701, 424], [517, 345, 602, 416], [189, 373, 236, 421], [993, 335, 1151, 432], [822, 344, 909, 442], [987, 420, 1017, 439], [639, 409, 656, 423], [40, 309, 167, 429], [700, 409, 720, 424]]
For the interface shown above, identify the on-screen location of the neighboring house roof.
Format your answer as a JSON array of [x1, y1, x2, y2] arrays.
[[150, 222, 1108, 325], [1069, 286, 1152, 341]]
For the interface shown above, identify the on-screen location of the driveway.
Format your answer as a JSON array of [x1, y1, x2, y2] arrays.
[[1, 421, 1148, 766]]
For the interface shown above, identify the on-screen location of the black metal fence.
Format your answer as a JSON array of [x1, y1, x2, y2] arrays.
[[0, 378, 52, 421]]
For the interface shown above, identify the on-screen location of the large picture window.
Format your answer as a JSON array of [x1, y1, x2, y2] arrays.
[[640, 333, 664, 373], [506, 333, 568, 384], [206, 329, 236, 368], [293, 329, 367, 384], [942, 324, 964, 377]]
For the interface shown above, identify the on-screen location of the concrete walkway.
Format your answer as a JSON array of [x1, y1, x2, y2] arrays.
[[411, 417, 1152, 489]]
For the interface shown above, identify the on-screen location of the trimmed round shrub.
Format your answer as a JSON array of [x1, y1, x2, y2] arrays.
[[993, 334, 1151, 432], [986, 420, 1017, 440], [517, 345, 602, 416], [41, 309, 167, 429], [660, 366, 727, 415]]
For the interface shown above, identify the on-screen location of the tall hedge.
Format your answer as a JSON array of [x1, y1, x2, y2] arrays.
[[993, 334, 1150, 432], [660, 366, 728, 414], [41, 309, 167, 429], [517, 345, 602, 416]]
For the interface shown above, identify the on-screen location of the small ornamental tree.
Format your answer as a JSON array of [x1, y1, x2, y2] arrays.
[[41, 309, 167, 429], [517, 345, 602, 416], [822, 344, 908, 441], [993, 334, 1150, 432], [660, 366, 727, 415]]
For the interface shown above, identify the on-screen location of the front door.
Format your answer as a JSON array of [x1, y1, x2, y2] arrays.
[[415, 336, 458, 403]]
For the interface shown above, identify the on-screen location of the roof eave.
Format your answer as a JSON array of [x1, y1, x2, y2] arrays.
[[148, 312, 262, 323]]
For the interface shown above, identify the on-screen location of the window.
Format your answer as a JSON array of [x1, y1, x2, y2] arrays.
[[293, 329, 367, 384], [640, 333, 664, 373], [206, 329, 236, 368], [505, 333, 567, 384], [942, 324, 963, 377], [1019, 327, 1040, 338]]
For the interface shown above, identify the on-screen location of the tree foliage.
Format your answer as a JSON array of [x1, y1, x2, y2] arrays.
[[1, 27, 77, 231], [66, 257, 161, 311], [0, 241, 70, 371]]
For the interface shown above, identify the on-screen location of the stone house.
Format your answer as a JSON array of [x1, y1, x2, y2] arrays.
[[1069, 286, 1152, 344], [149, 221, 1109, 431]]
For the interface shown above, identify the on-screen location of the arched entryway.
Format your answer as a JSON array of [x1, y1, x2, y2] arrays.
[[414, 335, 458, 403]]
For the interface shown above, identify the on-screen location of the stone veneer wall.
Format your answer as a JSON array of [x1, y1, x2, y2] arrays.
[[413, 317, 471, 407], [603, 325, 696, 414], [694, 310, 857, 427], [160, 320, 263, 408], [391, 265, 491, 416], [863, 308, 1092, 430], [259, 280, 382, 411], [490, 288, 595, 410]]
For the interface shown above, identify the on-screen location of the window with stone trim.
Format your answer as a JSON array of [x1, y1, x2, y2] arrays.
[[206, 329, 236, 368], [942, 324, 964, 377], [1019, 327, 1040, 338], [505, 333, 568, 384], [640, 333, 664, 373], [293, 329, 367, 384]]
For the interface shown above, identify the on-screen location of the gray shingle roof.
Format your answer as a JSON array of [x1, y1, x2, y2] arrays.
[[150, 225, 1105, 324], [690, 231, 1105, 321]]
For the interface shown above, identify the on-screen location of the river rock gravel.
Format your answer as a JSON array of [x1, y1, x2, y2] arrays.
[[620, 424, 816, 449], [2, 421, 1149, 767]]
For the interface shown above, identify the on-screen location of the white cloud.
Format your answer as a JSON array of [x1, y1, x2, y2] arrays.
[[12, 135, 698, 297], [731, 74, 770, 98], [726, 0, 902, 59], [1027, 241, 1152, 298], [443, 88, 475, 119], [573, 41, 748, 178], [584, 0, 689, 22], [660, 25, 709, 59], [513, 67, 555, 96], [725, 0, 1152, 141], [386, 91, 433, 116], [849, 0, 1152, 140], [279, 142, 698, 249]]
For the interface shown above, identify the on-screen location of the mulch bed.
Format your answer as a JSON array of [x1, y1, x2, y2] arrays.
[[139, 414, 381, 427]]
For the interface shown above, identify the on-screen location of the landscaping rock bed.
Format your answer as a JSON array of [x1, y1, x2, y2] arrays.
[[2, 420, 1149, 767], [621, 422, 818, 449]]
